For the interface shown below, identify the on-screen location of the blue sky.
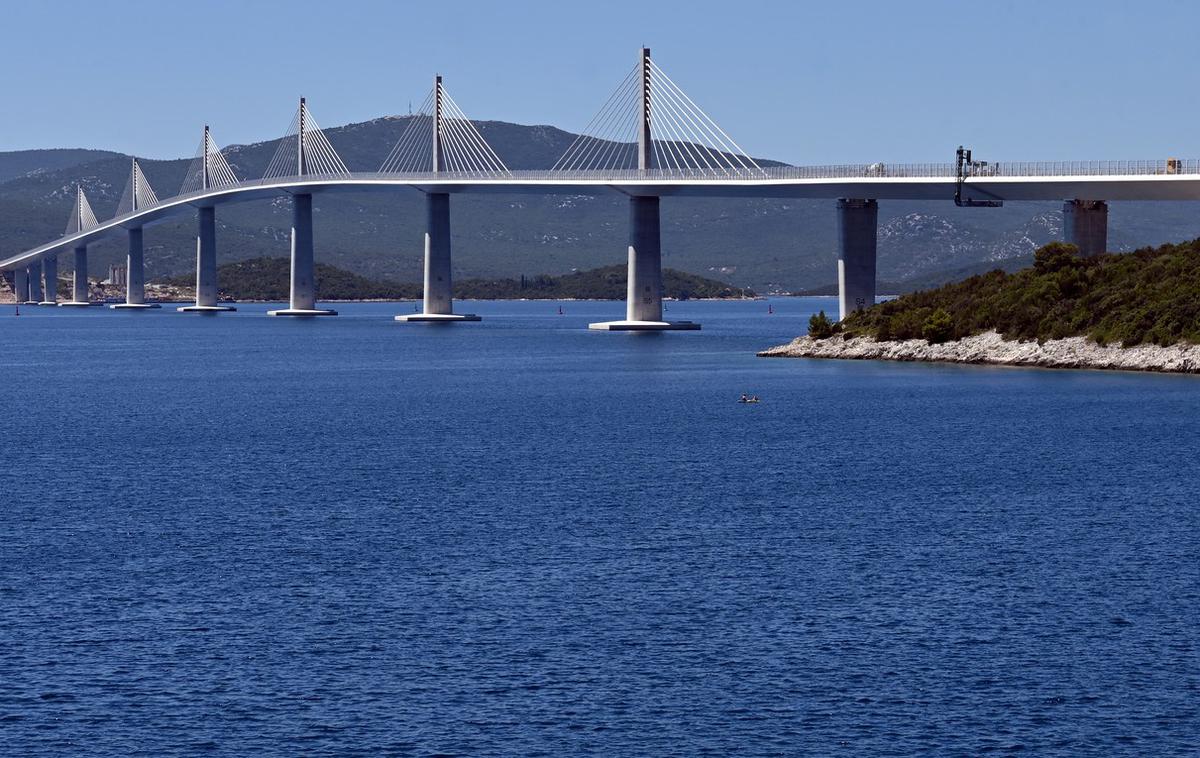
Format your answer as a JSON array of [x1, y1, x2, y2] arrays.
[[3, 0, 1198, 164]]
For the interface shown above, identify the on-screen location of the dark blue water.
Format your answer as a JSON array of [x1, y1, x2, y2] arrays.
[[2, 298, 1197, 756]]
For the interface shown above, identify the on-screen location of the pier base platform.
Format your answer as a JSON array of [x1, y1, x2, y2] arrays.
[[110, 303, 161, 310], [588, 319, 700, 331], [394, 312, 480, 323], [178, 304, 237, 312], [267, 308, 337, 317]]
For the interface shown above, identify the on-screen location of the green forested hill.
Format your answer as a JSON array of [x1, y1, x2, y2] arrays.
[[164, 258, 751, 301], [840, 240, 1200, 346], [456, 265, 752, 300], [0, 148, 121, 183], [163, 257, 419, 301]]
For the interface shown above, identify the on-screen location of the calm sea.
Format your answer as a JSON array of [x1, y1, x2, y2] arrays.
[[1, 298, 1197, 756]]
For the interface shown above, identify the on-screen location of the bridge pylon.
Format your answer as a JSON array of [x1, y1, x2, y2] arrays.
[[395, 76, 481, 323], [590, 49, 698, 331], [179, 205, 235, 313], [59, 185, 98, 307], [262, 98, 343, 314], [1063, 200, 1108, 256], [837, 198, 879, 321], [267, 98, 340, 316], [113, 159, 162, 309], [180, 126, 239, 195], [179, 128, 238, 313]]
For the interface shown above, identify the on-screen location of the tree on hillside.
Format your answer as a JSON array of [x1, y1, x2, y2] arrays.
[[922, 308, 954, 343], [808, 310, 836, 339], [1033, 241, 1081, 274]]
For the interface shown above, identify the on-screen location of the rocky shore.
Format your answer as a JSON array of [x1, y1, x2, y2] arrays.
[[758, 330, 1200, 374]]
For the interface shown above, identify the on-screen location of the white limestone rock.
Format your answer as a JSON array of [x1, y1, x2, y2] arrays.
[[758, 331, 1200, 374]]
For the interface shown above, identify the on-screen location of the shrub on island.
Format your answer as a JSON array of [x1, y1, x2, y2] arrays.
[[808, 310, 836, 339], [840, 239, 1200, 347]]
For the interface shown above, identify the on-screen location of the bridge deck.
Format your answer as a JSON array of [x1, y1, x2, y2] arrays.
[[6, 168, 1200, 271]]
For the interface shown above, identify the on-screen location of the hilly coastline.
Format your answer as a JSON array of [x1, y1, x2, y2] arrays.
[[158, 258, 752, 302], [761, 240, 1200, 373]]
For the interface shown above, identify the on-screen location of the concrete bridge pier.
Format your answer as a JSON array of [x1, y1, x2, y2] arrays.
[[25, 264, 42, 304], [111, 228, 159, 309], [1063, 199, 1108, 256], [395, 192, 478, 322], [179, 206, 234, 312], [39, 256, 58, 305], [269, 193, 337, 316], [837, 198, 878, 321], [589, 196, 699, 331], [59, 245, 91, 307], [12, 268, 29, 304]]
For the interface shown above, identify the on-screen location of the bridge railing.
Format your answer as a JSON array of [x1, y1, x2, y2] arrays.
[[968, 159, 1200, 177], [190, 160, 1200, 190]]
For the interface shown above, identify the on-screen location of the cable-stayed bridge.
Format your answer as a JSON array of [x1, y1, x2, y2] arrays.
[[6, 49, 1200, 327]]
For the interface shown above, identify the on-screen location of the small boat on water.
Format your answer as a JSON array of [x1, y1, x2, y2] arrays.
[[738, 394, 760, 404]]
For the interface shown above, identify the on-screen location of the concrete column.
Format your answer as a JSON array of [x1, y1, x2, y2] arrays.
[[40, 256, 58, 305], [589, 195, 698, 331], [627, 195, 662, 321], [26, 265, 42, 304], [424, 192, 452, 314], [394, 192, 477, 322], [127, 228, 145, 304], [13, 268, 28, 304], [837, 198, 878, 321], [73, 246, 88, 304], [196, 207, 216, 306], [268, 193, 336, 316], [111, 228, 159, 309], [58, 245, 90, 306], [1063, 200, 1108, 256], [178, 206, 233, 312], [290, 193, 316, 310]]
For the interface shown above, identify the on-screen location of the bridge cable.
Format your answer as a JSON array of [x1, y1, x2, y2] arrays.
[[440, 91, 510, 174], [378, 84, 508, 174], [180, 128, 239, 195], [553, 63, 641, 172], [573, 88, 639, 171], [583, 93, 640, 171], [262, 101, 350, 179], [380, 90, 436, 173], [649, 67, 739, 173], [64, 185, 99, 235], [116, 158, 161, 216], [648, 61, 762, 174]]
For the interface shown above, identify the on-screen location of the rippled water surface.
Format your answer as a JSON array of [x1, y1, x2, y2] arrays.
[[2, 298, 1197, 755]]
